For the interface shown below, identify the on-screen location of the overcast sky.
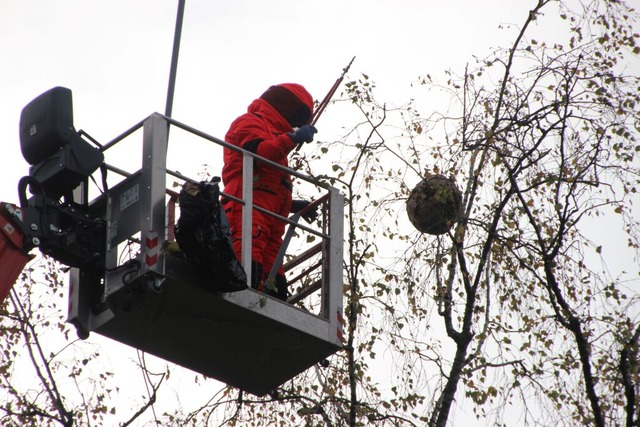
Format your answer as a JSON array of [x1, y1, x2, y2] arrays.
[[0, 0, 531, 202], [5, 1, 637, 424]]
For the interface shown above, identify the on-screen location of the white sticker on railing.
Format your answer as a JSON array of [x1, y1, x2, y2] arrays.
[[120, 184, 140, 211]]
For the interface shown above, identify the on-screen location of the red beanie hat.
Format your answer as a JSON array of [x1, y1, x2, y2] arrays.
[[260, 83, 314, 128]]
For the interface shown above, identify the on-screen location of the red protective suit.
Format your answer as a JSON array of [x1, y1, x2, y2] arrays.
[[221, 83, 314, 299]]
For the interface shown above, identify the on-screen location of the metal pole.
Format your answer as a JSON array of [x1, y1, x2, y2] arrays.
[[295, 56, 355, 152], [165, 0, 186, 118]]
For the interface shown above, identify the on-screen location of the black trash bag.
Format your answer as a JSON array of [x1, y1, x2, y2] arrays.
[[174, 178, 247, 292]]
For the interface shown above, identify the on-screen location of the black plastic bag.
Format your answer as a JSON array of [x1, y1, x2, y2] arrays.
[[175, 178, 247, 292]]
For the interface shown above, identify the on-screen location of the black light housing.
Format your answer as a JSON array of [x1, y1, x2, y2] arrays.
[[19, 87, 104, 199]]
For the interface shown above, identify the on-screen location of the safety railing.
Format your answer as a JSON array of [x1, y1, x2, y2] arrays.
[[97, 113, 343, 323]]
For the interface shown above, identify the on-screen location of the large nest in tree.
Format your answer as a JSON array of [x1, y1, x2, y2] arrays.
[[406, 174, 462, 235]]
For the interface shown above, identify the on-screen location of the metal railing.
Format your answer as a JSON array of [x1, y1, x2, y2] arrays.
[[99, 113, 343, 322]]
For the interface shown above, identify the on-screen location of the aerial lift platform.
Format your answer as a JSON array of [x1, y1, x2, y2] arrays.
[[0, 87, 345, 396]]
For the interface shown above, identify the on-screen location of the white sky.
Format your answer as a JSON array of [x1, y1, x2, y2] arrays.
[[5, 1, 634, 424], [0, 0, 527, 203]]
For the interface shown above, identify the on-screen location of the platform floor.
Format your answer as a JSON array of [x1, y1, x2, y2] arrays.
[[95, 255, 342, 395]]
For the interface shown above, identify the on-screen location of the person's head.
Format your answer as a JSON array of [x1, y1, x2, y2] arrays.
[[260, 83, 313, 128]]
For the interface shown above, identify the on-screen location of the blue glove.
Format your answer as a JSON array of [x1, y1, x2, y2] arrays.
[[288, 125, 317, 145]]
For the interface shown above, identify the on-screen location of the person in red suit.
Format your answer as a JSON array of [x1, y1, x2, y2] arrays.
[[221, 83, 317, 300]]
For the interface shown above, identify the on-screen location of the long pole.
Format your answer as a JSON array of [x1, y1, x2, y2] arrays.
[[296, 56, 355, 152], [310, 56, 355, 126], [165, 0, 186, 118]]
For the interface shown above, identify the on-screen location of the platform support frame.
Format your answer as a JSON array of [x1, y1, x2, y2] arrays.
[[67, 113, 345, 395]]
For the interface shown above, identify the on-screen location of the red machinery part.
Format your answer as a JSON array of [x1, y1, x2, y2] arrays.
[[0, 205, 32, 304]]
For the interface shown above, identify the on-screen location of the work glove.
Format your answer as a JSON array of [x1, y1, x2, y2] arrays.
[[291, 199, 319, 223], [288, 124, 317, 145]]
